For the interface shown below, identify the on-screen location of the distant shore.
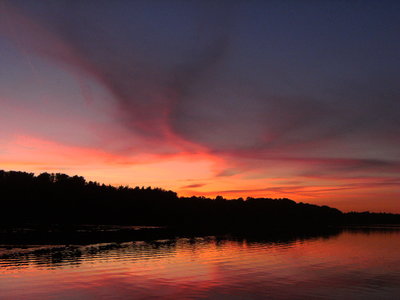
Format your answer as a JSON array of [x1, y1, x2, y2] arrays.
[[1, 170, 399, 234]]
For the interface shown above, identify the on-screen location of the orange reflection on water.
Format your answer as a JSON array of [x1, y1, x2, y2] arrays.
[[1, 229, 400, 299]]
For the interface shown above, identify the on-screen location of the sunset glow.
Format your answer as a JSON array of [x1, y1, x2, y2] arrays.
[[1, 1, 399, 213]]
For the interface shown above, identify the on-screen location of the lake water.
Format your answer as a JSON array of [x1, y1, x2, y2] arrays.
[[1, 228, 399, 299]]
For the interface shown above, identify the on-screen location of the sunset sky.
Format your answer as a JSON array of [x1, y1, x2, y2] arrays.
[[1, 1, 399, 212]]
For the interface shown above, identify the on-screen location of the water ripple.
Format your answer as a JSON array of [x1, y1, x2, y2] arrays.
[[0, 230, 399, 299]]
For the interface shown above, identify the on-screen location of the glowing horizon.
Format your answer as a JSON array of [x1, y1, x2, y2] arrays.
[[1, 1, 399, 213]]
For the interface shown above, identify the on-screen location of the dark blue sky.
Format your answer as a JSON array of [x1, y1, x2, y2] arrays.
[[1, 0, 399, 211]]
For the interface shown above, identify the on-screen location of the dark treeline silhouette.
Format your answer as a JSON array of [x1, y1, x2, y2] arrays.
[[344, 211, 400, 225], [1, 170, 399, 229]]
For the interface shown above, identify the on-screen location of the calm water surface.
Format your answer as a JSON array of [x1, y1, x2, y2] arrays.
[[0, 229, 399, 299]]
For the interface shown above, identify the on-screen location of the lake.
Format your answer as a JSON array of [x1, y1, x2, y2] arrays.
[[1, 228, 399, 299]]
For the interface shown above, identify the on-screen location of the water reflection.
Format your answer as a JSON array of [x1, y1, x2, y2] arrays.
[[0, 228, 399, 299]]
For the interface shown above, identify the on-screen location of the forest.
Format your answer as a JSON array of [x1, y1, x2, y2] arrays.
[[1, 170, 399, 228]]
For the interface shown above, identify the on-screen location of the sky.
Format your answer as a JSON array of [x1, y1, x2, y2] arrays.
[[0, 0, 399, 212]]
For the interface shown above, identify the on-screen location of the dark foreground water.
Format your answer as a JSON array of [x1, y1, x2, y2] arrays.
[[1, 228, 399, 299]]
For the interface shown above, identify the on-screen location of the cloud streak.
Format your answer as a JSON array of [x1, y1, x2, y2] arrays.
[[1, 1, 400, 212]]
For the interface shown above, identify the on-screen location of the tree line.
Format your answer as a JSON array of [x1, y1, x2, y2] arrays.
[[1, 170, 399, 228]]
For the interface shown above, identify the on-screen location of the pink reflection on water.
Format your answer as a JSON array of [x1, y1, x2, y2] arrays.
[[0, 230, 399, 299]]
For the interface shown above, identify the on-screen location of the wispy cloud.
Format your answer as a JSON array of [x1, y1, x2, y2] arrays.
[[1, 1, 400, 212]]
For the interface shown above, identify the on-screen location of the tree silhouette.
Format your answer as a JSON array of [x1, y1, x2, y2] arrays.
[[0, 169, 398, 228]]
